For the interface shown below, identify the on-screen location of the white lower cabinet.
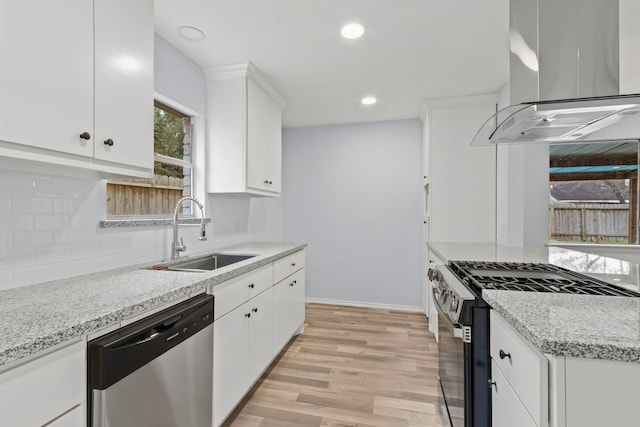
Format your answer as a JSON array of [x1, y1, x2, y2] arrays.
[[47, 405, 85, 427], [491, 360, 537, 427], [213, 287, 275, 427], [273, 268, 306, 351], [492, 310, 640, 427], [490, 311, 548, 427], [213, 299, 252, 427], [0, 341, 85, 427], [212, 250, 306, 427]]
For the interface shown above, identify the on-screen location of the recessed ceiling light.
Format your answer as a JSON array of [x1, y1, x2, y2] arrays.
[[361, 96, 377, 105], [178, 26, 206, 41], [341, 23, 365, 39]]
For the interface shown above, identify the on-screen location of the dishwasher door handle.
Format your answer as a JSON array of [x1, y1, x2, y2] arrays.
[[111, 314, 183, 350]]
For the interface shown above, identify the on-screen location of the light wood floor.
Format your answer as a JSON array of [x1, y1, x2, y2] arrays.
[[222, 303, 444, 427]]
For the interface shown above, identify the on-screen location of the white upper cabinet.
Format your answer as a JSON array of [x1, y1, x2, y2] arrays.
[[0, 0, 94, 157], [0, 0, 153, 178], [93, 0, 154, 171], [205, 62, 286, 197]]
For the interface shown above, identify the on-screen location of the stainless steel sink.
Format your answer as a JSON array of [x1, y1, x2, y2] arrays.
[[154, 253, 257, 272]]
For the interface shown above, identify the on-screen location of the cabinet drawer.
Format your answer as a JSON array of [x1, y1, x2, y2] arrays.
[[0, 341, 85, 427], [491, 360, 538, 427], [490, 311, 548, 427], [212, 264, 273, 320], [274, 250, 305, 283]]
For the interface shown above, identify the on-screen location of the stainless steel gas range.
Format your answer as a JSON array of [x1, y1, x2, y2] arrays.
[[429, 260, 640, 427]]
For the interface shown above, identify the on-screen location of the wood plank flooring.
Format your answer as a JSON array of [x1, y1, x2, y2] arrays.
[[222, 303, 444, 427]]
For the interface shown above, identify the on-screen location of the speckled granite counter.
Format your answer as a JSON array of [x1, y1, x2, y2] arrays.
[[0, 241, 306, 369], [483, 291, 640, 363], [429, 242, 640, 363]]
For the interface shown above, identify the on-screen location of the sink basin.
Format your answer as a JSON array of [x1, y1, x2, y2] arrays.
[[156, 253, 257, 272]]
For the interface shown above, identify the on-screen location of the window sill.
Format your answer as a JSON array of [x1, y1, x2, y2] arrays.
[[100, 217, 212, 229]]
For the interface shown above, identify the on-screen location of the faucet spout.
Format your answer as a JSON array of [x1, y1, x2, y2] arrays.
[[172, 196, 207, 259]]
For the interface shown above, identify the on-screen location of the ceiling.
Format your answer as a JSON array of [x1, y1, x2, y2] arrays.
[[154, 0, 510, 128]]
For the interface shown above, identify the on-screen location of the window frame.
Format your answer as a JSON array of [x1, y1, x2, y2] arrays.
[[104, 95, 203, 221]]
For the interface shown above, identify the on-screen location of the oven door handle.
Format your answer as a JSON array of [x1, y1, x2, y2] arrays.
[[432, 286, 462, 331]]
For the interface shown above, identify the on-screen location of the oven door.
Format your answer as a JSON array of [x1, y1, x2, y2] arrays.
[[434, 288, 465, 427]]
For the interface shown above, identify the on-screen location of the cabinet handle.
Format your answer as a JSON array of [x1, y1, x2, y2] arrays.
[[252, 308, 258, 313], [289, 280, 297, 287], [263, 179, 273, 185], [488, 379, 497, 390], [104, 138, 114, 146], [291, 262, 296, 267], [79, 132, 91, 140], [248, 283, 255, 289], [245, 313, 251, 318], [499, 349, 511, 360]]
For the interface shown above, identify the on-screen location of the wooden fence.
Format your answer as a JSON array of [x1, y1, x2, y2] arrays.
[[549, 203, 629, 243], [107, 176, 185, 216]]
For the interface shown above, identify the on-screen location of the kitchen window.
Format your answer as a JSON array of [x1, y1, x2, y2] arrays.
[[106, 101, 194, 216], [549, 141, 639, 245]]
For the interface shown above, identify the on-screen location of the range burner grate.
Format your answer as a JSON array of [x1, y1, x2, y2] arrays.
[[449, 261, 640, 297]]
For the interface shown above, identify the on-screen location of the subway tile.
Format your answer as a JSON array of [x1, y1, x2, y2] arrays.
[[0, 174, 34, 196], [11, 196, 53, 214], [12, 264, 54, 288], [0, 270, 13, 291], [0, 195, 11, 214], [0, 214, 33, 232], [34, 214, 69, 231]]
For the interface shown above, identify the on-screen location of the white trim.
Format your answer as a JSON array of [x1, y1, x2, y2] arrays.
[[154, 153, 192, 168], [421, 93, 499, 111], [203, 61, 287, 108], [305, 298, 424, 313]]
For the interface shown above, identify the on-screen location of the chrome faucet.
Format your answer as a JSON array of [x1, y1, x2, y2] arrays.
[[172, 196, 207, 259]]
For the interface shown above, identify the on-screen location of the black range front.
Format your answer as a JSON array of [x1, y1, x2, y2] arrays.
[[434, 259, 640, 427], [430, 265, 490, 427]]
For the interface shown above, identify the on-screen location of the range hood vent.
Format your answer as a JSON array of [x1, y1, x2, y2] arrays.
[[472, 0, 640, 145]]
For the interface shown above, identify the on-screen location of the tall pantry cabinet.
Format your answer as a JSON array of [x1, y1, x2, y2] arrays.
[[420, 95, 498, 335]]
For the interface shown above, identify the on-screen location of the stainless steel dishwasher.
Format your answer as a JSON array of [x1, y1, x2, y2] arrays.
[[88, 294, 214, 427]]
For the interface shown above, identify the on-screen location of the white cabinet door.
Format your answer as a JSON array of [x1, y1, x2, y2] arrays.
[[273, 268, 306, 351], [248, 287, 275, 381], [246, 79, 282, 194], [0, 341, 85, 427], [213, 302, 250, 427], [491, 360, 537, 427], [205, 63, 284, 197], [94, 0, 153, 170], [0, 0, 93, 156], [47, 404, 84, 427]]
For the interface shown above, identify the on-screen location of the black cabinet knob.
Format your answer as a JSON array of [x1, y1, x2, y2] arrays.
[[499, 350, 511, 360], [252, 308, 258, 313], [245, 313, 251, 318], [488, 379, 497, 390], [249, 283, 255, 289], [79, 132, 91, 140], [104, 138, 114, 146], [263, 179, 273, 185]]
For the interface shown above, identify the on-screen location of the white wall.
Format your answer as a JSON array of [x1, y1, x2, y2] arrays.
[[495, 84, 550, 247], [425, 96, 497, 243], [0, 35, 282, 290], [281, 120, 423, 309]]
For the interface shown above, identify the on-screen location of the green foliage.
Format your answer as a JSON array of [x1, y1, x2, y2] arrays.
[[154, 107, 185, 178]]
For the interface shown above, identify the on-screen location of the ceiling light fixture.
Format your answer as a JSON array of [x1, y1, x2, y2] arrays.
[[341, 23, 365, 39], [178, 26, 206, 41], [361, 96, 377, 105]]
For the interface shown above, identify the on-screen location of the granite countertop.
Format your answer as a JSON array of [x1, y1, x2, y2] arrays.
[[484, 290, 640, 363], [429, 242, 640, 363], [0, 241, 306, 369]]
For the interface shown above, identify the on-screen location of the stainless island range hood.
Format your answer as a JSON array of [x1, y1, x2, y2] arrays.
[[472, 0, 640, 145]]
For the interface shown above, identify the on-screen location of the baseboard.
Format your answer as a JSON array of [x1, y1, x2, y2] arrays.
[[305, 298, 424, 313]]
